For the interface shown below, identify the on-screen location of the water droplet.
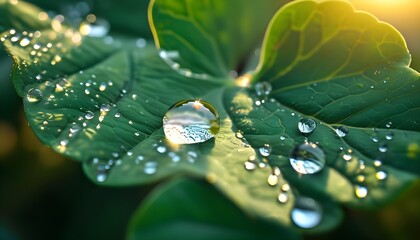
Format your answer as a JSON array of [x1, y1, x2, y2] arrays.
[[376, 171, 387, 180], [374, 160, 382, 167], [335, 126, 349, 137], [379, 144, 388, 153], [342, 153, 352, 161], [100, 103, 111, 112], [27, 88, 44, 103], [157, 145, 167, 153], [144, 161, 157, 175], [163, 99, 220, 144], [355, 185, 368, 198], [99, 82, 107, 91], [356, 175, 365, 182], [19, 37, 31, 47], [259, 144, 271, 157], [244, 156, 257, 171], [291, 197, 322, 228], [386, 122, 392, 128], [298, 118, 317, 134], [85, 88, 90, 95], [280, 136, 286, 141], [386, 132, 394, 140], [94, 159, 111, 183], [277, 192, 288, 203], [267, 174, 279, 186], [85, 111, 94, 120], [290, 142, 325, 174], [235, 130, 244, 139], [114, 113, 121, 118], [255, 82, 272, 97], [371, 136, 379, 143], [55, 78, 68, 92]]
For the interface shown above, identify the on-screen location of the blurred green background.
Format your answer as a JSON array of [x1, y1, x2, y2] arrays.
[[0, 0, 419, 239]]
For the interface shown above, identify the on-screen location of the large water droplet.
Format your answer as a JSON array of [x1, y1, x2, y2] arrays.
[[335, 126, 349, 137], [298, 118, 317, 134], [255, 82, 272, 97], [290, 142, 325, 174], [355, 185, 368, 198], [259, 144, 271, 157], [27, 88, 44, 103], [291, 197, 322, 229], [163, 99, 220, 144]]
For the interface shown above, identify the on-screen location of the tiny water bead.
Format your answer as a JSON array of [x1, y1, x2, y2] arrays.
[[376, 170, 388, 180], [335, 126, 349, 137], [298, 118, 317, 134], [85, 111, 94, 120], [259, 144, 272, 157], [255, 81, 272, 97], [163, 99, 220, 144], [355, 185, 368, 198], [290, 142, 326, 174], [291, 197, 322, 229], [386, 132, 394, 140], [244, 156, 258, 171], [27, 88, 44, 103]]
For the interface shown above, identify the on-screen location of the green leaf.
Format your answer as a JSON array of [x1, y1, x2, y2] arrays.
[[126, 177, 300, 240], [237, 0, 420, 207], [2, 0, 420, 234], [149, 0, 291, 77]]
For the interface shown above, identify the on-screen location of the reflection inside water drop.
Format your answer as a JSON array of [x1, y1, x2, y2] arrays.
[[291, 197, 322, 228], [290, 142, 325, 174], [298, 118, 317, 134], [163, 99, 220, 144]]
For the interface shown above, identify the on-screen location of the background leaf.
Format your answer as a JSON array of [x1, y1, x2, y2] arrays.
[[150, 0, 292, 78], [127, 177, 300, 240]]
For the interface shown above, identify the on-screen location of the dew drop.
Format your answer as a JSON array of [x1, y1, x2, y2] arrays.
[[290, 142, 325, 174], [99, 82, 107, 91], [385, 132, 394, 140], [335, 126, 349, 137], [298, 118, 317, 134], [277, 192, 288, 204], [55, 78, 68, 92], [100, 103, 111, 112], [156, 145, 167, 153], [114, 113, 121, 118], [255, 81, 272, 97], [19, 37, 31, 47], [259, 144, 271, 157], [235, 130, 244, 139], [163, 99, 220, 144], [280, 136, 286, 141], [356, 175, 365, 182], [244, 156, 257, 171], [144, 161, 157, 175], [379, 144, 388, 153], [342, 153, 352, 161], [27, 88, 44, 103], [85, 111, 94, 120], [267, 174, 279, 186], [374, 160, 382, 167], [94, 159, 111, 183], [355, 185, 368, 198], [376, 170, 387, 180], [291, 197, 322, 229]]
